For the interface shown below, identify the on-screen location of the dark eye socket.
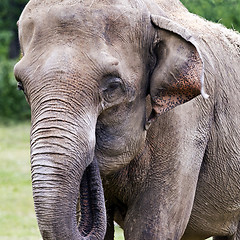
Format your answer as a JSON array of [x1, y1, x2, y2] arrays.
[[105, 78, 123, 92], [102, 77, 126, 104], [102, 77, 124, 92], [17, 81, 24, 92]]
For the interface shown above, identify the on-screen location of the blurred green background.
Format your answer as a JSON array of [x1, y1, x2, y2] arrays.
[[0, 0, 240, 239]]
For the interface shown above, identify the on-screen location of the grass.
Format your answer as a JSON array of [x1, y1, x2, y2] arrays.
[[0, 122, 212, 240], [0, 122, 41, 240]]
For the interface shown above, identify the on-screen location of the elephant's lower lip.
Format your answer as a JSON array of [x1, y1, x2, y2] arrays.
[[78, 158, 107, 238]]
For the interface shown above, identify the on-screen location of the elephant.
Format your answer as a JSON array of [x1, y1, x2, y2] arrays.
[[14, 0, 240, 239]]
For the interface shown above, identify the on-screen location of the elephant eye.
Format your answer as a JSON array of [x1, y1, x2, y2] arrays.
[[17, 81, 24, 91], [102, 77, 126, 104], [107, 81, 120, 91]]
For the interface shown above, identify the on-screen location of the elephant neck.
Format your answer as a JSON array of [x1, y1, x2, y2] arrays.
[[103, 142, 152, 206]]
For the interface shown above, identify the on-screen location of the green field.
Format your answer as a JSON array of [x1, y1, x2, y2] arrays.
[[0, 122, 41, 239], [0, 122, 212, 239]]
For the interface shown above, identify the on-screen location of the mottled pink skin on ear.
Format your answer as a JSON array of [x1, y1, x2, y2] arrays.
[[152, 50, 202, 116]]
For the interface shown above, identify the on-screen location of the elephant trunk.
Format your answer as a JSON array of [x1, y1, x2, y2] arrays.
[[30, 104, 106, 239]]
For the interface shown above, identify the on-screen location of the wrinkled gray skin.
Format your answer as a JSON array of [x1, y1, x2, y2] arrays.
[[14, 0, 240, 239]]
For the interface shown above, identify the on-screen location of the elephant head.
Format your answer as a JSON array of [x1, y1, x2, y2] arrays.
[[14, 0, 207, 239]]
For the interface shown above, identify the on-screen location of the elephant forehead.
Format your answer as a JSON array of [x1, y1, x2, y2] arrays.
[[23, 0, 141, 8], [19, 3, 145, 40]]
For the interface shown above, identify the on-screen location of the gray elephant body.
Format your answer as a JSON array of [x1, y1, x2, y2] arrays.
[[15, 0, 240, 239], [104, 1, 240, 240]]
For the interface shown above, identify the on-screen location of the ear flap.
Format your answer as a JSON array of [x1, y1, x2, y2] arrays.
[[147, 15, 208, 128]]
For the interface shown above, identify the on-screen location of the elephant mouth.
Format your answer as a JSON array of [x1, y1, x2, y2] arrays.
[[78, 157, 107, 238]]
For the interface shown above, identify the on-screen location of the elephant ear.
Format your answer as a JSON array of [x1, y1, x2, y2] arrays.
[[147, 15, 208, 127]]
